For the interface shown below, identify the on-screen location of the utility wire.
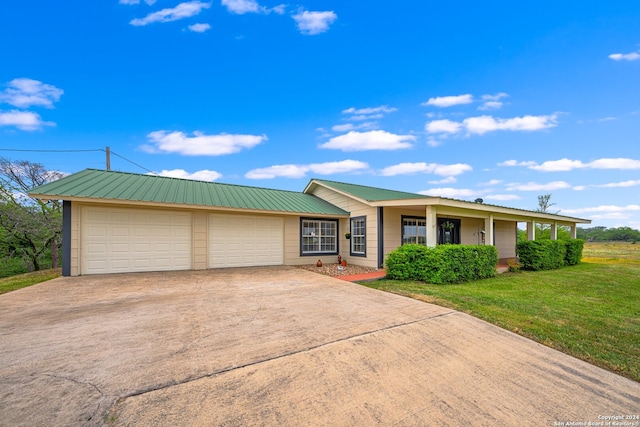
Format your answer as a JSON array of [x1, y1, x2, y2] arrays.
[[0, 147, 157, 175], [110, 150, 156, 175], [0, 148, 104, 152]]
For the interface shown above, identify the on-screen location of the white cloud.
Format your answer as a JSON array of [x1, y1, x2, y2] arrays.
[[478, 101, 503, 110], [588, 158, 640, 169], [380, 162, 472, 177], [130, 1, 211, 26], [504, 157, 640, 172], [422, 94, 473, 108], [480, 179, 503, 186], [498, 160, 537, 167], [506, 181, 572, 191], [331, 122, 377, 132], [0, 78, 63, 109], [246, 164, 309, 179], [484, 194, 520, 201], [342, 105, 397, 115], [563, 205, 640, 216], [428, 176, 457, 184], [0, 110, 54, 131], [221, 0, 260, 14], [320, 130, 415, 151], [529, 158, 585, 172], [245, 160, 369, 179], [156, 168, 222, 181], [426, 137, 442, 147], [482, 92, 508, 101], [188, 23, 211, 32], [292, 10, 337, 35], [120, 0, 157, 5], [609, 51, 640, 61], [598, 180, 640, 188], [348, 113, 383, 121], [141, 130, 266, 155], [425, 119, 462, 134], [419, 188, 482, 198], [425, 114, 557, 136], [463, 114, 558, 134], [221, 0, 285, 14], [478, 92, 508, 110]]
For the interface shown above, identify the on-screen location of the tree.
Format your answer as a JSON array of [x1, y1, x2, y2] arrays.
[[536, 194, 558, 214], [0, 158, 64, 271]]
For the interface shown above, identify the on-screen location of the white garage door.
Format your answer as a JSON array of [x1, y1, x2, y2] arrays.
[[209, 213, 283, 268], [81, 206, 192, 275]]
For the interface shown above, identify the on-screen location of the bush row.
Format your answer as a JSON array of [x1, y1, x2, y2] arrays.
[[516, 239, 585, 271], [385, 244, 498, 284]]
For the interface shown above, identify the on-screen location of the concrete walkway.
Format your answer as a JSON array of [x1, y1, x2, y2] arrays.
[[0, 267, 638, 426]]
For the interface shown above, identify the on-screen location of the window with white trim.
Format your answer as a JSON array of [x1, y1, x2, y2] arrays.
[[350, 216, 366, 256], [301, 218, 338, 255], [402, 216, 426, 245]]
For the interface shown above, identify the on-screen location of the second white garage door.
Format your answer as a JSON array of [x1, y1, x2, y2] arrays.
[[209, 213, 283, 268]]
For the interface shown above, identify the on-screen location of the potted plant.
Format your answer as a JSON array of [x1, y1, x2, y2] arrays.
[[344, 232, 351, 239]]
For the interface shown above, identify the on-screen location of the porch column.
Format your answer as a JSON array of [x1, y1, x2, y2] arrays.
[[550, 222, 558, 240], [426, 205, 437, 247], [527, 221, 536, 241], [484, 214, 494, 246], [570, 224, 577, 239]]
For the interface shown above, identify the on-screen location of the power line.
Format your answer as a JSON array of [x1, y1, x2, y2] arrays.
[[110, 150, 156, 175], [0, 148, 104, 153], [0, 147, 157, 175]]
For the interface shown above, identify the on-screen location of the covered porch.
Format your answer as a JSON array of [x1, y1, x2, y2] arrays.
[[376, 198, 591, 268]]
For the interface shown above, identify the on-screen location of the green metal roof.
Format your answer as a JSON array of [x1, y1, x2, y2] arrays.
[[308, 179, 431, 202], [29, 169, 349, 216]]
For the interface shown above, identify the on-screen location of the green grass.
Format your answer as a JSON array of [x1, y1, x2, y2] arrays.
[[362, 242, 640, 382], [0, 268, 62, 295]]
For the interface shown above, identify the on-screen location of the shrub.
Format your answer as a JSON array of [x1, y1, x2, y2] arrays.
[[516, 239, 584, 271], [564, 239, 585, 266], [386, 244, 498, 284], [506, 258, 521, 272]]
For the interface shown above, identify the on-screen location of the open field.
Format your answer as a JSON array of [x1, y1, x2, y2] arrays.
[[582, 240, 640, 263], [363, 242, 640, 382]]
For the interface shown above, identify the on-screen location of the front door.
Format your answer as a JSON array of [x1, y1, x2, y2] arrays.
[[437, 218, 461, 244]]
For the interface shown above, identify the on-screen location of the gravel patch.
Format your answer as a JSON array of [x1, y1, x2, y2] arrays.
[[295, 263, 381, 277]]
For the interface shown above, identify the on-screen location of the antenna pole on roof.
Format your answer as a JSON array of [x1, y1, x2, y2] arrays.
[[106, 146, 111, 171]]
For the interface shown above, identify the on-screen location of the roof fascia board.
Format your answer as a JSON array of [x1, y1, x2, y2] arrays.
[[375, 197, 590, 224], [30, 195, 350, 218]]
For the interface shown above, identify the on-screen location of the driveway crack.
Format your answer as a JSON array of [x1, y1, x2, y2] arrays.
[[42, 373, 108, 424], [121, 310, 456, 400]]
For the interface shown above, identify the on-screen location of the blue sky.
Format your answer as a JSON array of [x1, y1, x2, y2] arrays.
[[1, 1, 639, 229]]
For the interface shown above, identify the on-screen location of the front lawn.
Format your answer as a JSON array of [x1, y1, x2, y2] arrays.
[[361, 243, 640, 382], [0, 268, 62, 295]]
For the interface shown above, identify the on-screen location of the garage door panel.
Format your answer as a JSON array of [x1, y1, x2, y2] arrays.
[[81, 207, 192, 275], [209, 213, 283, 268]]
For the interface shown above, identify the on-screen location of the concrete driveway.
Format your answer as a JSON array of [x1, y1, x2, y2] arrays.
[[1, 267, 638, 426]]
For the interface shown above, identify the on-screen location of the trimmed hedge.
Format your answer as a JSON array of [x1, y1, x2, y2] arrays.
[[516, 238, 585, 271], [386, 244, 498, 284], [564, 239, 585, 266]]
